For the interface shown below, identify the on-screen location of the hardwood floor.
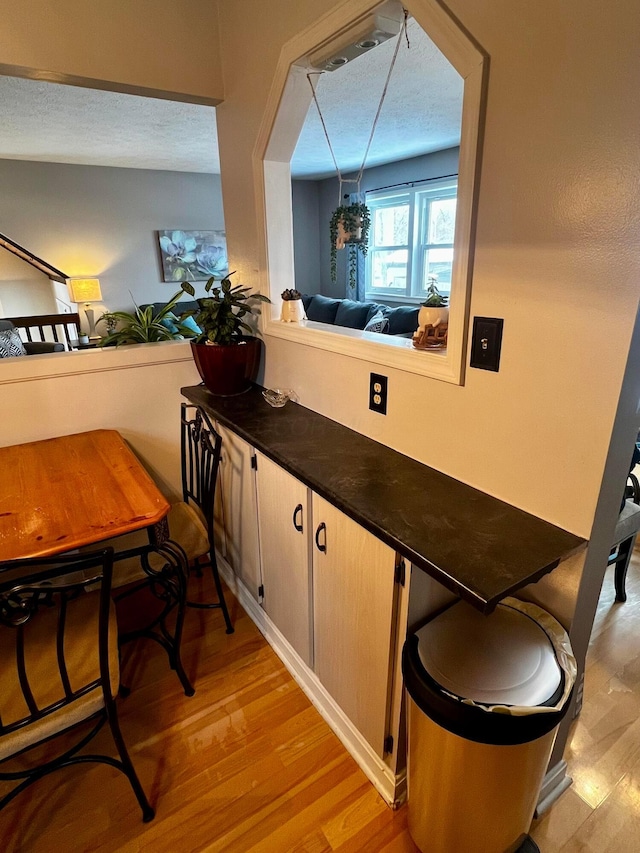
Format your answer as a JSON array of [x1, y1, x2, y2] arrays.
[[530, 552, 640, 852], [2, 557, 639, 853]]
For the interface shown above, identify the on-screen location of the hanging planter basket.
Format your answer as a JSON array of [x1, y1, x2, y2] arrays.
[[329, 202, 371, 289]]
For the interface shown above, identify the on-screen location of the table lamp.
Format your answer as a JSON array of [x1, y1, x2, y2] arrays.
[[67, 278, 103, 340]]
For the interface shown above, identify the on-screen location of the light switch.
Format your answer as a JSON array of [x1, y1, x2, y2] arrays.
[[470, 317, 503, 372]]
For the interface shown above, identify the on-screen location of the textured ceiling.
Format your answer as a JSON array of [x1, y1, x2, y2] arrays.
[[0, 17, 461, 178], [292, 16, 463, 179], [0, 77, 220, 173]]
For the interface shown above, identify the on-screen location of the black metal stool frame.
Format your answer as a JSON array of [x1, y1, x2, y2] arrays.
[[112, 538, 194, 696], [0, 549, 155, 822], [181, 403, 234, 634]]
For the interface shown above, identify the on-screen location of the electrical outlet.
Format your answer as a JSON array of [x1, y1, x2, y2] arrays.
[[369, 373, 388, 414]]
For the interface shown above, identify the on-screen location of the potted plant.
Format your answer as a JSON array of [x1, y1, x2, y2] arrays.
[[417, 276, 449, 331], [98, 289, 192, 345], [329, 201, 371, 290], [181, 274, 270, 396], [280, 288, 305, 323]]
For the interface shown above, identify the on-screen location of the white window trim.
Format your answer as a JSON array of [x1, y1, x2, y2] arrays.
[[365, 177, 457, 303], [253, 0, 488, 386]]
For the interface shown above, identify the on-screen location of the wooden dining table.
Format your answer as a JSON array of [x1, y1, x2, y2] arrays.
[[0, 429, 170, 561], [0, 429, 193, 695]]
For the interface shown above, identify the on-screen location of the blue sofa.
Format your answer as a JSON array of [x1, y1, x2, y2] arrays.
[[142, 300, 200, 317], [301, 294, 419, 337]]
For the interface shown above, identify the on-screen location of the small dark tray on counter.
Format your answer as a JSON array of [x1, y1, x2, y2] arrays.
[[182, 384, 586, 613]]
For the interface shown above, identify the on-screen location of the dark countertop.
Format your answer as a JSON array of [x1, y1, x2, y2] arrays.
[[182, 384, 586, 613]]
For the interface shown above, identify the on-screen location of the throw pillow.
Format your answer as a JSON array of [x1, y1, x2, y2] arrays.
[[159, 312, 180, 334], [0, 329, 27, 358], [177, 315, 202, 336], [305, 295, 342, 324], [385, 305, 420, 336], [364, 310, 390, 334], [334, 299, 375, 329]]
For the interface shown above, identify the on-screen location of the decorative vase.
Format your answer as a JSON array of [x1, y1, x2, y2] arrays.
[[417, 305, 449, 331], [190, 337, 262, 396], [281, 299, 305, 323]]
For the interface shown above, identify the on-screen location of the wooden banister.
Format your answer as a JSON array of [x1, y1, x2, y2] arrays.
[[8, 313, 81, 349]]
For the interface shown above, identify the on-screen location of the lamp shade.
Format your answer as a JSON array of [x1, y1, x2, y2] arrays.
[[67, 278, 102, 303]]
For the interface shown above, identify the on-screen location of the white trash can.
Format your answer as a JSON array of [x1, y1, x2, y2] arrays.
[[402, 597, 576, 853]]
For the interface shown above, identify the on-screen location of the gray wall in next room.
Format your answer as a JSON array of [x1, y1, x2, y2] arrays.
[[292, 146, 460, 301], [292, 180, 322, 296], [0, 159, 225, 320]]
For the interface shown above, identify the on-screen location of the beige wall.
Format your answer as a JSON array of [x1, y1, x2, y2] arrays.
[[0, 0, 223, 103], [214, 0, 640, 539], [0, 343, 201, 498]]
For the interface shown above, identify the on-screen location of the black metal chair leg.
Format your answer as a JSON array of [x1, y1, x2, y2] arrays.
[[171, 593, 195, 697], [614, 535, 635, 602], [186, 552, 234, 634], [210, 552, 234, 634], [116, 543, 195, 697], [105, 707, 155, 822]]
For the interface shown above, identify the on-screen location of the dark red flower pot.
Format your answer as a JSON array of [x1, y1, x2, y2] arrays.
[[190, 337, 262, 396]]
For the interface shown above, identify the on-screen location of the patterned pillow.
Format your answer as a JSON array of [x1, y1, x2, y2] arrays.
[[0, 329, 27, 358], [363, 310, 390, 334]]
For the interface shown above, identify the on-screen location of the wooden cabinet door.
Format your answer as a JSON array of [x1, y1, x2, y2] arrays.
[[216, 424, 262, 600], [312, 493, 398, 756], [255, 453, 313, 666]]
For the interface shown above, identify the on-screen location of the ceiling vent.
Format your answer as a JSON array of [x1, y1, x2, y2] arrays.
[[303, 2, 404, 72]]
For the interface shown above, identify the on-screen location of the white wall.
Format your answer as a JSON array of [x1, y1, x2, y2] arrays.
[[0, 248, 56, 317], [0, 343, 201, 499], [214, 0, 640, 540], [0, 159, 225, 324]]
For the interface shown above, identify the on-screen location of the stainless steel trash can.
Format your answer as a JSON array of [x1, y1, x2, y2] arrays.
[[402, 597, 575, 853]]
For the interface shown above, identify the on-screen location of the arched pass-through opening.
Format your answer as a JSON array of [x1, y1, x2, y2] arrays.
[[256, 0, 488, 384]]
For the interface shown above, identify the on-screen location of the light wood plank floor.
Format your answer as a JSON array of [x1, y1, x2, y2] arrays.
[[2, 557, 639, 853]]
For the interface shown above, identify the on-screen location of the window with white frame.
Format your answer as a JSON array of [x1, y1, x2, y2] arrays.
[[365, 177, 457, 303]]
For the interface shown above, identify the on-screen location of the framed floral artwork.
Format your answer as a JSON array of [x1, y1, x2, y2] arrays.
[[158, 229, 228, 282]]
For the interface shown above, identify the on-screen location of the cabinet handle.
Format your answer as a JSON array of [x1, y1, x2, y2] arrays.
[[293, 503, 303, 532], [315, 522, 327, 553]]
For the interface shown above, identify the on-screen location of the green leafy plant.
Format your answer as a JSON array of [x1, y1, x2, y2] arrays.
[[329, 202, 371, 289], [421, 276, 449, 308], [181, 274, 270, 346], [98, 289, 191, 346]]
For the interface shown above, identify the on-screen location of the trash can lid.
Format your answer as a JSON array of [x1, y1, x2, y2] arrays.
[[416, 601, 562, 707]]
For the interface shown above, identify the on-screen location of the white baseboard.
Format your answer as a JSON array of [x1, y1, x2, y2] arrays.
[[219, 557, 405, 807]]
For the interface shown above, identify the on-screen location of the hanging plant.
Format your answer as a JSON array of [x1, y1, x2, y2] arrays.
[[329, 202, 371, 289]]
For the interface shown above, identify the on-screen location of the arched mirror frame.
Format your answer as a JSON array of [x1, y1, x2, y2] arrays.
[[254, 0, 488, 384]]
